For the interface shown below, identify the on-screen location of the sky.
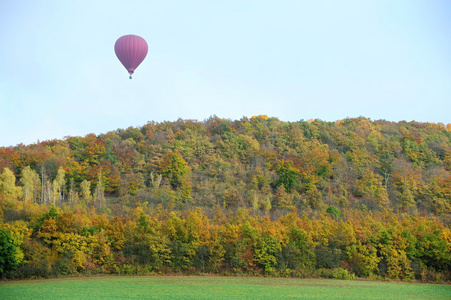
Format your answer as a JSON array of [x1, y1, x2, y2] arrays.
[[1, 1, 450, 147]]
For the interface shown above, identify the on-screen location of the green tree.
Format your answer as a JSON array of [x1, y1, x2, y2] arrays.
[[326, 205, 340, 220], [345, 241, 380, 277], [275, 160, 300, 192], [399, 187, 416, 211], [253, 234, 281, 273], [0, 228, 19, 276]]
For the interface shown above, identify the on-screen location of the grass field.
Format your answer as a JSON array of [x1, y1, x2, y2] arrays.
[[1, 276, 450, 299]]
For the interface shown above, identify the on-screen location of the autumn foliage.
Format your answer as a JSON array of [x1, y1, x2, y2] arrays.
[[0, 116, 450, 281]]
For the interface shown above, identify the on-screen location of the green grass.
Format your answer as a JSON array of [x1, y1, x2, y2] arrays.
[[1, 276, 450, 299]]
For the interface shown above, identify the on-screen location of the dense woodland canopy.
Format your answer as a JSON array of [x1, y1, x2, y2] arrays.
[[0, 116, 450, 281]]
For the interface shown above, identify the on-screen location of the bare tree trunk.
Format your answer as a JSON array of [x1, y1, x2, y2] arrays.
[[41, 166, 45, 203]]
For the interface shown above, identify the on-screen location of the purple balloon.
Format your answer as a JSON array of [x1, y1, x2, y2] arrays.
[[114, 35, 148, 78]]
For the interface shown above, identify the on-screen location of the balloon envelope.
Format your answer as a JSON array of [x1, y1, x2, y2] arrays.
[[114, 35, 148, 77]]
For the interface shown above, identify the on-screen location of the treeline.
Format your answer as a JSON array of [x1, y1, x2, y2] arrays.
[[0, 116, 450, 280], [1, 204, 450, 281]]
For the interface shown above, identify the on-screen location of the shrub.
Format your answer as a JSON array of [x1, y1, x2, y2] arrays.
[[318, 268, 355, 280]]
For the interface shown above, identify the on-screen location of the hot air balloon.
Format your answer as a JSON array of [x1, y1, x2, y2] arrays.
[[114, 34, 148, 79]]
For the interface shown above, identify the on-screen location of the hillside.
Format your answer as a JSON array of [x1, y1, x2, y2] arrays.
[[0, 116, 450, 281]]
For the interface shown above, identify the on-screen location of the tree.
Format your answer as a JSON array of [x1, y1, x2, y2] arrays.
[[20, 166, 40, 203], [0, 228, 19, 276], [158, 151, 192, 203], [253, 234, 281, 273], [376, 147, 395, 187], [399, 187, 416, 212], [93, 173, 105, 209], [273, 185, 294, 210], [158, 151, 190, 189], [356, 169, 389, 209], [275, 160, 300, 192], [53, 166, 66, 206], [68, 178, 77, 206], [0, 168, 22, 207], [326, 205, 340, 220], [306, 185, 322, 209], [80, 180, 92, 205], [346, 241, 380, 277]]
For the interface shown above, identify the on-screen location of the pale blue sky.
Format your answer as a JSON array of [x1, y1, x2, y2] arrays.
[[1, 1, 450, 147]]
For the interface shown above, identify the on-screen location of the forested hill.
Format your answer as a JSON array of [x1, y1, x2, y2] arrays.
[[1, 116, 450, 216], [0, 116, 450, 281]]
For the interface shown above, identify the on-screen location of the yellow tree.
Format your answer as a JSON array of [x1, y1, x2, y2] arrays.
[[20, 166, 40, 203], [356, 169, 389, 209], [273, 185, 294, 210], [52, 166, 66, 206], [158, 151, 192, 203], [93, 173, 105, 209], [0, 168, 22, 208], [158, 151, 190, 189], [80, 180, 92, 205]]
